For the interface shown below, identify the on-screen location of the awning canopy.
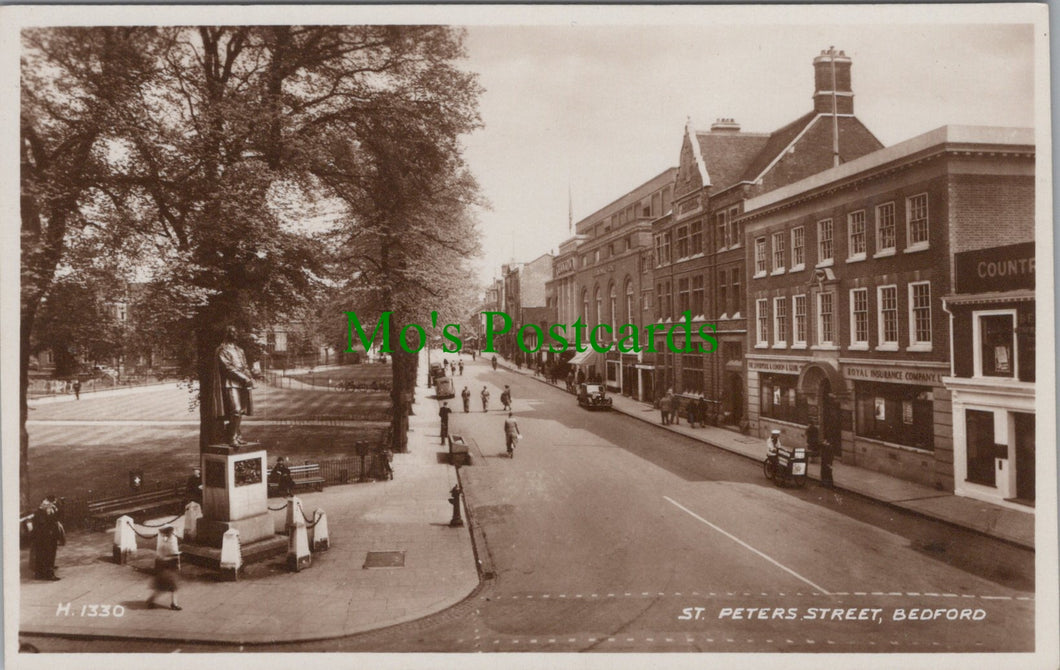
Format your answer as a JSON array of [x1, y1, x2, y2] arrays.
[[568, 348, 599, 366]]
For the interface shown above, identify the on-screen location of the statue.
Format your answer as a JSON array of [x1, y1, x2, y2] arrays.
[[213, 326, 254, 448]]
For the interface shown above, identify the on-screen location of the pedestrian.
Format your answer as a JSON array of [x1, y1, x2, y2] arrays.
[[659, 392, 672, 425], [30, 494, 63, 580], [458, 360, 464, 376], [576, 369, 586, 385], [669, 390, 680, 425], [461, 386, 471, 413], [766, 429, 783, 457], [271, 456, 294, 497], [566, 370, 575, 393], [147, 526, 182, 611], [380, 448, 394, 481], [805, 421, 820, 457], [72, 379, 81, 400], [697, 396, 709, 427], [491, 355, 498, 371], [185, 468, 202, 505], [439, 401, 453, 444], [472, 350, 477, 361], [443, 358, 449, 373], [687, 397, 698, 428], [501, 385, 512, 411], [504, 411, 521, 458], [481, 386, 490, 412]]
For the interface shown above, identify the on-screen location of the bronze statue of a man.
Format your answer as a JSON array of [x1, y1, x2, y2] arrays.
[[213, 326, 255, 447]]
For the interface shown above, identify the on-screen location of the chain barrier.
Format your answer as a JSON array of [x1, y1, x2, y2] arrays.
[[127, 521, 160, 540], [268, 501, 290, 512], [136, 512, 184, 528]]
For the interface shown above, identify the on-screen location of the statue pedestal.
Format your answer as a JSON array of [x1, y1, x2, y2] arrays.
[[197, 445, 273, 546]]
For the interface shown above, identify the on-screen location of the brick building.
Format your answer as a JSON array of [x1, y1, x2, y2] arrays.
[[654, 47, 882, 425], [566, 168, 677, 398], [940, 129, 1036, 509], [741, 125, 1034, 492]]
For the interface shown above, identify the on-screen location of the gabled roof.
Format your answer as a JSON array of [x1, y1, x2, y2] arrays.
[[694, 130, 770, 191], [737, 111, 819, 184]]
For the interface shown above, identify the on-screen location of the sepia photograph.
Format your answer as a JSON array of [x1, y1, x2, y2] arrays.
[[2, 4, 1055, 669]]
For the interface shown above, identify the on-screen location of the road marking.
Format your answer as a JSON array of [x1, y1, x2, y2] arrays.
[[982, 596, 1012, 600], [669, 497, 833, 596], [1016, 596, 1033, 601], [608, 593, 615, 597], [942, 593, 957, 598]]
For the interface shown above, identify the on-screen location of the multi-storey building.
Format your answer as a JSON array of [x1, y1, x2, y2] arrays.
[[741, 125, 1034, 491], [545, 234, 586, 362], [568, 168, 677, 400], [941, 131, 1036, 509], [654, 48, 883, 425]]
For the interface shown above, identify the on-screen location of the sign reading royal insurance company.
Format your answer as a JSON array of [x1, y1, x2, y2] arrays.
[[843, 364, 943, 386], [954, 242, 1035, 294]]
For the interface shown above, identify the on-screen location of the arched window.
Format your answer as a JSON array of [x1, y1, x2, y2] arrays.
[[582, 289, 589, 323], [609, 283, 618, 335], [595, 287, 602, 327], [625, 278, 635, 325]]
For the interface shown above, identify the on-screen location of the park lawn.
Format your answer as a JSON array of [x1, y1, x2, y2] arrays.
[[26, 422, 390, 504]]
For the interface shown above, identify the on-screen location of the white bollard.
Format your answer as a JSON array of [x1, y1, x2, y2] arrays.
[[310, 509, 329, 552], [219, 528, 242, 581], [112, 516, 137, 564], [287, 518, 312, 572], [285, 496, 305, 535], [183, 502, 202, 543]]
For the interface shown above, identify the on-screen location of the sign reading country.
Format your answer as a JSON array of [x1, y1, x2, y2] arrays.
[[954, 242, 1035, 294]]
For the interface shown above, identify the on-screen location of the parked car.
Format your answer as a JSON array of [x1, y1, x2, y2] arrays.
[[435, 376, 456, 399], [429, 362, 445, 380], [577, 383, 612, 410]]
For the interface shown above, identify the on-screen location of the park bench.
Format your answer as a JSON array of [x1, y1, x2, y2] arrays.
[[268, 462, 325, 496], [86, 485, 185, 531]]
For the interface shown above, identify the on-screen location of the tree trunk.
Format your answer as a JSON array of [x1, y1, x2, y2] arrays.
[[388, 317, 411, 453]]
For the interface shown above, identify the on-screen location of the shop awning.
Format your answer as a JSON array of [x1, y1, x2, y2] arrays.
[[568, 348, 598, 366]]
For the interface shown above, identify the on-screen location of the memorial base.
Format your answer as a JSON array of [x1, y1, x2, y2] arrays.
[[195, 512, 275, 547], [181, 536, 289, 570]]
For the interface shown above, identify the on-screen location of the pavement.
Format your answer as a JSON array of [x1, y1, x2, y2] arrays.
[[19, 384, 479, 644], [494, 356, 1035, 550]]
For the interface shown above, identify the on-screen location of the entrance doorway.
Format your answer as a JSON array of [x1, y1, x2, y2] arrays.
[[1014, 412, 1035, 503], [726, 372, 743, 425]]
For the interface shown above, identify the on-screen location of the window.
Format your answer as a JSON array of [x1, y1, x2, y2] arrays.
[[681, 353, 704, 394], [731, 267, 742, 316], [678, 277, 690, 315], [729, 207, 741, 246], [690, 221, 703, 255], [594, 249, 600, 264], [855, 382, 933, 450], [908, 282, 931, 348], [772, 232, 786, 273], [609, 284, 618, 334], [876, 202, 896, 254], [817, 219, 834, 264], [675, 226, 689, 258], [718, 273, 728, 317], [756, 299, 769, 346], [847, 210, 866, 259], [850, 288, 869, 348], [791, 226, 805, 269], [793, 295, 807, 346], [759, 374, 807, 423], [654, 233, 671, 266], [717, 211, 730, 249], [773, 297, 788, 346], [878, 285, 899, 347], [906, 193, 929, 249], [595, 287, 602, 326], [754, 237, 767, 276], [976, 312, 1016, 378], [817, 292, 835, 345], [583, 290, 590, 322], [692, 275, 705, 316], [625, 280, 635, 323], [663, 281, 672, 317]]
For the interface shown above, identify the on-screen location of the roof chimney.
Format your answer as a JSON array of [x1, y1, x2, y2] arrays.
[[710, 117, 740, 132], [813, 47, 853, 115]]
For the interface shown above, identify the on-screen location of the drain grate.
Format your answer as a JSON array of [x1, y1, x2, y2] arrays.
[[364, 551, 406, 568]]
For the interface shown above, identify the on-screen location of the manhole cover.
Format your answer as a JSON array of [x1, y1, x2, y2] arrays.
[[364, 551, 405, 568]]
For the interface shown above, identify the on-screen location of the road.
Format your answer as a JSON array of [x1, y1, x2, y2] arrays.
[[26, 356, 1034, 654]]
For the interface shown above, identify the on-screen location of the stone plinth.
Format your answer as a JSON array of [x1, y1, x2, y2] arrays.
[[198, 446, 273, 547]]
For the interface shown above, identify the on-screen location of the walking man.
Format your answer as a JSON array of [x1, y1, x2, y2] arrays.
[[504, 411, 521, 458], [461, 386, 471, 413], [660, 391, 672, 425], [501, 385, 512, 411], [439, 401, 453, 445], [458, 360, 464, 376], [480, 386, 490, 412], [491, 355, 498, 371], [72, 379, 81, 400], [31, 495, 63, 580]]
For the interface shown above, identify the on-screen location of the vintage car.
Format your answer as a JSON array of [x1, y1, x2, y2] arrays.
[[434, 375, 456, 399], [429, 362, 445, 379], [577, 383, 612, 410]]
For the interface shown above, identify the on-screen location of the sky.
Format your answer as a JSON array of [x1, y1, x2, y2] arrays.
[[458, 19, 1038, 288]]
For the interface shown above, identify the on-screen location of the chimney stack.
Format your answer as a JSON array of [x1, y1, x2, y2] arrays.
[[813, 47, 853, 114], [710, 118, 741, 132]]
